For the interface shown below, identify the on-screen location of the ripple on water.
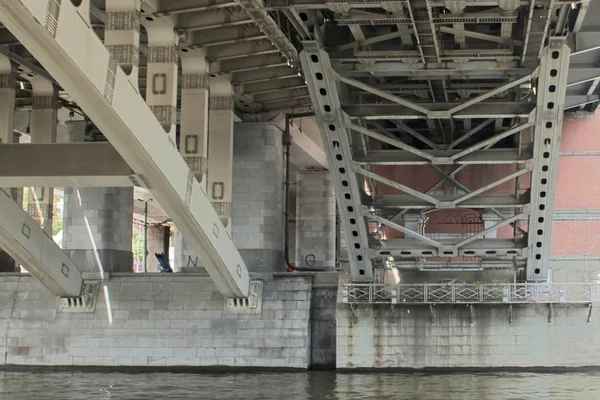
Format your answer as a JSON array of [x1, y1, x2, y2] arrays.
[[0, 371, 599, 399]]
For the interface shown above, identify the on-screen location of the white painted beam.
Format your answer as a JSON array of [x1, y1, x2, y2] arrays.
[[272, 115, 328, 169], [0, 188, 83, 297], [0, 0, 250, 297]]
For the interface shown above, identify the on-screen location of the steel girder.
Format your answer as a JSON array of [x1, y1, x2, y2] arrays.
[[526, 39, 571, 281], [300, 42, 374, 282]]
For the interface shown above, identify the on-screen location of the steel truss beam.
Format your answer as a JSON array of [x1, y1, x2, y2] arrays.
[[300, 41, 373, 282], [370, 238, 528, 259], [355, 149, 533, 165], [357, 167, 531, 209], [0, 0, 250, 297], [343, 103, 536, 120], [526, 39, 571, 282]]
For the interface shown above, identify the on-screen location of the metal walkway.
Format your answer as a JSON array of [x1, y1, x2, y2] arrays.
[[0, 0, 250, 297], [343, 283, 596, 304]]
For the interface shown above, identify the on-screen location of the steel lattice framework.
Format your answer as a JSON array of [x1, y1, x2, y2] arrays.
[[290, 0, 586, 282]]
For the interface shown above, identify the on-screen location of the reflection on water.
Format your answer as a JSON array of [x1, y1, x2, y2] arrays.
[[0, 371, 599, 399]]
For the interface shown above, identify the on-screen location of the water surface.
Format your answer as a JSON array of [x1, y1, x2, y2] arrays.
[[0, 371, 599, 399]]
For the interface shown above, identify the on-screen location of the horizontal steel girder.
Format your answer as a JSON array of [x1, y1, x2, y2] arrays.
[[343, 102, 535, 120], [0, 189, 83, 297], [0, 143, 135, 187], [354, 149, 533, 165], [0, 0, 250, 297], [368, 194, 529, 210], [370, 238, 528, 259]]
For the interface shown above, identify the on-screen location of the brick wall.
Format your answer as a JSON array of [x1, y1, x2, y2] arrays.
[[551, 112, 600, 257], [0, 274, 312, 368]]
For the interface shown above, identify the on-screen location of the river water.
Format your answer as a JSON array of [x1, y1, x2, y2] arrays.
[[0, 371, 599, 399]]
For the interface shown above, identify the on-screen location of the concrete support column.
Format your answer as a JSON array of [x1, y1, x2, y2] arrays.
[[62, 124, 134, 273], [174, 49, 210, 271], [0, 54, 19, 272], [481, 211, 501, 239], [208, 76, 234, 233], [144, 21, 179, 143], [404, 211, 422, 234], [295, 172, 336, 269], [146, 225, 165, 272], [105, 0, 141, 86], [232, 123, 284, 276], [27, 77, 57, 235]]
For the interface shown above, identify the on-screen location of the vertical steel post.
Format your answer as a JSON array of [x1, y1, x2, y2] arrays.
[[526, 38, 571, 281]]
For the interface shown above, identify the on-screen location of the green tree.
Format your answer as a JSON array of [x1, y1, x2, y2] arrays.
[[132, 225, 144, 263]]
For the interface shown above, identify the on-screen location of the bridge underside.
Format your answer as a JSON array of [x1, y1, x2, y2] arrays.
[[290, 0, 600, 286], [0, 0, 598, 301]]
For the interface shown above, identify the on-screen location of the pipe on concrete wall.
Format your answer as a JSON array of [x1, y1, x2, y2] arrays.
[[283, 113, 328, 272]]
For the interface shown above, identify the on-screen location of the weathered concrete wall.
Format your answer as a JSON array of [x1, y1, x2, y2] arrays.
[[309, 273, 338, 369], [295, 172, 336, 269], [337, 301, 600, 369], [232, 123, 285, 276], [0, 274, 312, 368]]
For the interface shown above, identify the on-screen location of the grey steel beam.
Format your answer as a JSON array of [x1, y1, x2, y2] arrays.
[[253, 87, 310, 103], [0, 143, 134, 187], [264, 0, 540, 9], [526, 39, 571, 282], [237, 0, 300, 70], [207, 40, 278, 61], [155, 0, 238, 15], [367, 213, 443, 249], [343, 103, 536, 120], [370, 238, 528, 258], [233, 67, 298, 84], [334, 61, 530, 78], [369, 194, 528, 209], [241, 77, 306, 94], [300, 41, 373, 282], [190, 26, 266, 47], [211, 54, 287, 74], [355, 149, 533, 165], [177, 10, 252, 32]]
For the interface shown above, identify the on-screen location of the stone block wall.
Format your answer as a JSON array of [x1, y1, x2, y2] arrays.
[[0, 274, 312, 368], [232, 123, 285, 275], [62, 187, 134, 272], [295, 172, 336, 269]]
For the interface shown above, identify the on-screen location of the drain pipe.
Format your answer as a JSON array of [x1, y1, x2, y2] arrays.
[[283, 113, 327, 272]]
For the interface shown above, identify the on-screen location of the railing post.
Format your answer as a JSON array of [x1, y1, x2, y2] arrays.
[[424, 284, 428, 304], [451, 285, 456, 302], [480, 285, 484, 303]]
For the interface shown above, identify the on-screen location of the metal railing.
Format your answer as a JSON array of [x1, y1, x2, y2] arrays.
[[342, 283, 596, 304]]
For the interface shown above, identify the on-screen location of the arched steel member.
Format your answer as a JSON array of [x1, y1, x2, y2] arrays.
[[0, 0, 250, 297]]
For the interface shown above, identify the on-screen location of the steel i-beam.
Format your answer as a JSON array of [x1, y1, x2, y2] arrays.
[[526, 38, 570, 281], [300, 41, 373, 282], [0, 0, 250, 297]]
